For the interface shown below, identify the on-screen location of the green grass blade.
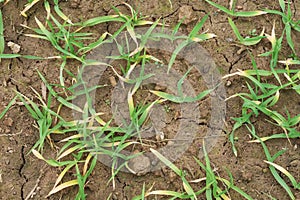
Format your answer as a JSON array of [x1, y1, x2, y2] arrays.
[[139, 19, 160, 48], [189, 15, 209, 38], [0, 53, 45, 59], [47, 179, 78, 197], [0, 96, 17, 120], [53, 163, 76, 188], [264, 160, 299, 189], [203, 144, 214, 200], [234, 11, 267, 17], [173, 20, 183, 37], [168, 40, 190, 72], [182, 177, 197, 199], [190, 33, 217, 42], [228, 18, 265, 46], [177, 68, 193, 97], [75, 164, 86, 199], [57, 144, 84, 160], [147, 190, 187, 198], [217, 177, 253, 200], [285, 23, 296, 55], [59, 59, 66, 88], [80, 15, 124, 27], [242, 35, 265, 46], [22, 55, 45, 59], [270, 34, 284, 85], [78, 32, 108, 54], [204, 0, 266, 17], [264, 9, 285, 17], [279, 0, 285, 12], [204, 0, 234, 15], [34, 17, 81, 62], [53, 0, 73, 24], [0, 54, 21, 58], [229, 112, 252, 157], [32, 149, 76, 167], [150, 148, 181, 176], [247, 125, 296, 200], [16, 92, 43, 120], [150, 88, 212, 103], [268, 162, 295, 199], [228, 18, 243, 41], [279, 59, 300, 65]]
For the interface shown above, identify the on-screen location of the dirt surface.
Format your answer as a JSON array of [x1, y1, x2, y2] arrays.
[[0, 0, 299, 200]]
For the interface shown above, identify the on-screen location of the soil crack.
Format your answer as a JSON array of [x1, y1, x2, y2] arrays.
[[162, 7, 180, 19], [19, 145, 28, 200], [191, 7, 206, 13]]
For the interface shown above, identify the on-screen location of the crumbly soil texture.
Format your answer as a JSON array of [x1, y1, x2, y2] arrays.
[[0, 0, 300, 200]]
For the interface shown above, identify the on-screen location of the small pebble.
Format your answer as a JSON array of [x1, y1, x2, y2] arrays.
[[151, 159, 158, 166], [226, 80, 232, 87], [155, 131, 164, 141], [262, 168, 268, 173], [7, 147, 14, 153], [225, 38, 233, 43], [290, 160, 300, 167], [128, 154, 151, 176], [112, 193, 118, 200], [109, 76, 117, 87], [236, 5, 243, 10], [7, 41, 21, 54]]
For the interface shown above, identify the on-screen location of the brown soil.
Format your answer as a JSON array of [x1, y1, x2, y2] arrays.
[[0, 0, 299, 200]]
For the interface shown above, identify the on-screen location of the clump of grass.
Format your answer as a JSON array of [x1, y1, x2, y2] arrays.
[[246, 124, 300, 200], [205, 1, 267, 47], [133, 143, 252, 200], [205, 0, 300, 198], [264, 0, 300, 57], [228, 17, 265, 46], [223, 55, 300, 156], [1, 0, 298, 199], [0, 1, 217, 198], [150, 67, 214, 103]]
